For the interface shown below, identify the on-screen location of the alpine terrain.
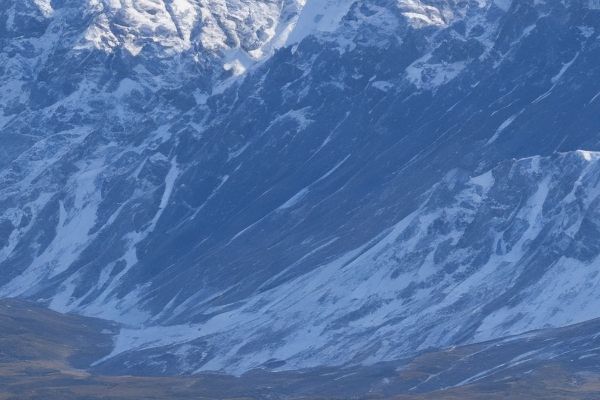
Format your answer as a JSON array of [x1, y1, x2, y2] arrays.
[[2, 0, 600, 397]]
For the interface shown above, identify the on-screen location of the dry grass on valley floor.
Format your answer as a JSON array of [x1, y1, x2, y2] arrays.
[[1, 299, 600, 400]]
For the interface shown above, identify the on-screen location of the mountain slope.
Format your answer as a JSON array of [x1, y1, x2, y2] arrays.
[[93, 150, 600, 373], [2, 0, 600, 375]]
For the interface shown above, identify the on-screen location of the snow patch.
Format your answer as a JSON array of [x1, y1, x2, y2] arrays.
[[278, 188, 310, 210], [284, 0, 355, 46]]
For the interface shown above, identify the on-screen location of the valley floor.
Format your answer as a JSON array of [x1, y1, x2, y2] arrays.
[[2, 299, 600, 399]]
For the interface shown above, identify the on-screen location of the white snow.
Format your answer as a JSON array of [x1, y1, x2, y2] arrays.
[[284, 0, 355, 46], [371, 80, 394, 92], [278, 187, 310, 210], [316, 154, 351, 183], [533, 52, 580, 103], [406, 55, 467, 90], [486, 111, 523, 144], [589, 90, 600, 105], [578, 26, 595, 38], [470, 170, 495, 190], [0, 156, 104, 296], [493, 0, 513, 11]]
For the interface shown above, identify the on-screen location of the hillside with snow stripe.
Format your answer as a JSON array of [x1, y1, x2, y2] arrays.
[[95, 151, 600, 373]]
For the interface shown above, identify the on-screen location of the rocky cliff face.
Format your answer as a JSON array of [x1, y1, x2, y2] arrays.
[[1, 0, 600, 374]]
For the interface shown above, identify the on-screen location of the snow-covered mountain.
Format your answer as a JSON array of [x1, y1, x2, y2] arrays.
[[2, 0, 600, 375]]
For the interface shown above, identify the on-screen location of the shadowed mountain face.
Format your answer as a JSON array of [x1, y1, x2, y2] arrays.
[[2, 0, 600, 377]]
